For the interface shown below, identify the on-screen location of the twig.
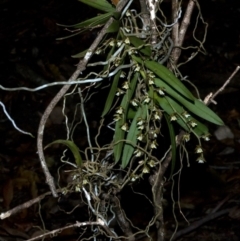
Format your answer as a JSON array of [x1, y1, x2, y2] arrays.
[[26, 219, 105, 241], [171, 0, 195, 65], [0, 190, 54, 220], [205, 66, 240, 105], [36, 0, 130, 197]]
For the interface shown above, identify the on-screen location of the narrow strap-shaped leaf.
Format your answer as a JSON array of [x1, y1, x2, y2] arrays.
[[101, 46, 123, 117], [121, 104, 148, 168], [164, 113, 176, 178], [106, 19, 120, 33], [57, 12, 113, 30], [78, 0, 116, 13], [154, 93, 209, 137], [144, 60, 195, 101], [71, 49, 88, 58], [101, 70, 122, 117], [154, 78, 224, 126], [114, 72, 139, 163], [44, 140, 82, 167], [194, 99, 224, 126]]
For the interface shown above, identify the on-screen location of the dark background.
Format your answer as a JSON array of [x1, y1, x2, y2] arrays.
[[0, 0, 240, 240]]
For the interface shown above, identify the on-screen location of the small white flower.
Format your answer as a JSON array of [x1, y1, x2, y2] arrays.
[[126, 10, 131, 17], [148, 78, 154, 85], [150, 140, 158, 149], [120, 72, 126, 78], [182, 111, 190, 118], [142, 166, 150, 173], [113, 114, 121, 121], [196, 156, 205, 163], [182, 133, 190, 142], [149, 73, 155, 78], [121, 123, 128, 131], [131, 99, 138, 106], [82, 179, 88, 185], [153, 112, 161, 120], [124, 37, 130, 44], [138, 160, 144, 165], [152, 132, 158, 139], [148, 160, 156, 167], [116, 88, 125, 96], [72, 174, 79, 180], [109, 40, 115, 46], [158, 88, 165, 96], [131, 174, 138, 182], [128, 49, 133, 55], [96, 48, 101, 55], [116, 106, 124, 114], [75, 185, 81, 192], [137, 134, 144, 141], [202, 134, 210, 141], [117, 40, 123, 47], [138, 125, 144, 130], [122, 81, 129, 89], [143, 95, 151, 103], [137, 118, 144, 126], [114, 58, 121, 66], [170, 114, 177, 121], [189, 120, 197, 127], [134, 150, 143, 157], [152, 106, 157, 112], [134, 64, 140, 72], [195, 145, 203, 153]]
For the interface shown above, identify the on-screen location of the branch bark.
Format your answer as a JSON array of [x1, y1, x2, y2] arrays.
[[171, 0, 195, 65]]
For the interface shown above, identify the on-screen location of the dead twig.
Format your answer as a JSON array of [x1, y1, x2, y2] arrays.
[[0, 190, 56, 220], [26, 219, 105, 241], [204, 66, 240, 105]]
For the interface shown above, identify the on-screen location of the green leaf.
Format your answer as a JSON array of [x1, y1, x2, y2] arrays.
[[56, 30, 84, 41], [113, 73, 139, 163], [57, 12, 113, 29], [144, 60, 195, 101], [154, 78, 224, 126], [127, 36, 152, 57], [101, 46, 123, 117], [71, 49, 88, 58], [154, 93, 209, 137], [194, 99, 224, 126], [121, 104, 148, 168], [44, 140, 82, 167], [101, 70, 122, 117], [164, 113, 176, 178], [127, 107, 137, 119], [114, 119, 125, 164], [78, 0, 116, 13], [106, 19, 120, 33]]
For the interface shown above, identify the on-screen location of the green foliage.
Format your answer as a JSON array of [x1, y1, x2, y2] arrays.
[[44, 140, 83, 167], [113, 72, 139, 163], [59, 0, 224, 170]]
